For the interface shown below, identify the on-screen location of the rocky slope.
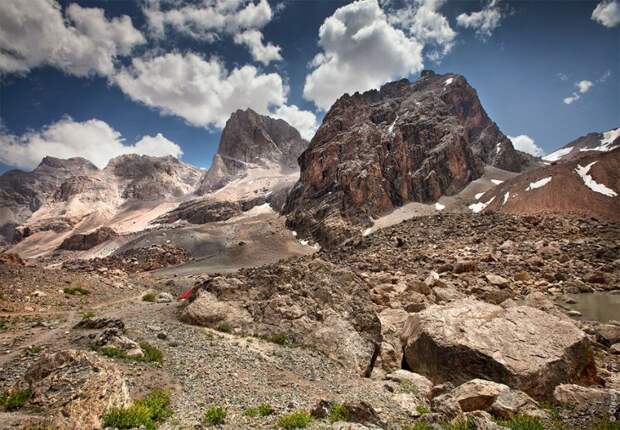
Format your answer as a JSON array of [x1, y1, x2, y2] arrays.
[[542, 127, 620, 162], [284, 71, 537, 246], [480, 147, 619, 220], [196, 108, 308, 194]]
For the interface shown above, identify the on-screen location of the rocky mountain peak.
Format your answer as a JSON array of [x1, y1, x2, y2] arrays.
[[196, 109, 308, 194], [34, 156, 98, 174], [284, 72, 537, 246]]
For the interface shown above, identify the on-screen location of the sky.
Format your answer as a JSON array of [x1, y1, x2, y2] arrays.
[[0, 0, 618, 173]]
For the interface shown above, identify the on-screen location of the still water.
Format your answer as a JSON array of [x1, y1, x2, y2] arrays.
[[567, 292, 620, 323]]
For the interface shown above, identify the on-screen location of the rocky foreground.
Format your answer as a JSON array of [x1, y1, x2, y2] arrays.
[[0, 212, 618, 429]]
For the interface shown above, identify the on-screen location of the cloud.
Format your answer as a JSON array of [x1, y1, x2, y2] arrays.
[[456, 0, 504, 39], [234, 30, 282, 65], [303, 0, 424, 111], [113, 52, 319, 133], [557, 73, 568, 81], [0, 0, 144, 76], [577, 80, 593, 93], [598, 69, 612, 82], [592, 0, 620, 27], [0, 118, 182, 170], [272, 105, 319, 141], [144, 0, 281, 63], [508, 135, 544, 157], [563, 79, 594, 105], [387, 0, 456, 61]]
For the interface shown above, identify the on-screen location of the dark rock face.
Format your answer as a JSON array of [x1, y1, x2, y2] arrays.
[[284, 73, 533, 246], [197, 109, 308, 194], [57, 227, 118, 251]]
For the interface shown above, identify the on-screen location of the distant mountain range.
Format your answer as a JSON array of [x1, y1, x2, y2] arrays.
[[1, 71, 617, 255]]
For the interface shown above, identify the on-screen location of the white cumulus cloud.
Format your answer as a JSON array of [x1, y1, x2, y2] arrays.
[[508, 135, 544, 157], [577, 80, 593, 93], [0, 0, 144, 76], [563, 79, 594, 105], [592, 0, 620, 27], [272, 105, 319, 141], [303, 0, 424, 111], [456, 0, 504, 39], [0, 118, 182, 170], [144, 0, 281, 63], [114, 52, 287, 128], [234, 30, 282, 65]]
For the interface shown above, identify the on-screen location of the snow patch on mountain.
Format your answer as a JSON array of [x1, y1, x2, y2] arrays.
[[542, 147, 573, 162], [575, 162, 617, 197], [469, 196, 495, 213], [526, 176, 552, 191]]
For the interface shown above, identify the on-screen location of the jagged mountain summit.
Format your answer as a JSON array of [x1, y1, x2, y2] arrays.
[[542, 128, 620, 163], [196, 108, 308, 194], [284, 70, 538, 246]]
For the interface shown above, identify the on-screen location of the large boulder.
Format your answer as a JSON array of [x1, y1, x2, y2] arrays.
[[401, 299, 597, 400], [180, 257, 382, 376], [554, 384, 620, 421], [23, 349, 129, 429]]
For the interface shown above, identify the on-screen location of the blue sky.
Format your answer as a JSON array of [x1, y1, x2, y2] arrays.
[[0, 0, 618, 173]]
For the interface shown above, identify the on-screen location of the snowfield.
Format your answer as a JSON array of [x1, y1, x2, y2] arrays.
[[575, 162, 618, 197], [526, 176, 552, 191], [469, 196, 495, 213]]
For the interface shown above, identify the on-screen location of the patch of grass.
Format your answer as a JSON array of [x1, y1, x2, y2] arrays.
[[442, 417, 475, 430], [139, 342, 163, 363], [63, 287, 90, 296], [100, 346, 129, 360], [25, 345, 42, 356], [496, 415, 545, 430], [142, 293, 156, 302], [216, 322, 232, 333], [202, 405, 227, 426], [591, 420, 620, 430], [262, 332, 298, 346], [1, 388, 31, 411], [400, 380, 419, 395], [416, 405, 430, 415], [277, 410, 313, 429], [244, 403, 274, 417], [80, 311, 96, 318], [328, 403, 349, 423], [405, 422, 434, 430], [102, 389, 172, 430]]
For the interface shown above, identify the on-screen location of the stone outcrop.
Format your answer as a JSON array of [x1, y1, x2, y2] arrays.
[[22, 349, 129, 429], [197, 109, 308, 194], [401, 299, 597, 400], [284, 71, 535, 246], [57, 226, 118, 251], [180, 257, 381, 376]]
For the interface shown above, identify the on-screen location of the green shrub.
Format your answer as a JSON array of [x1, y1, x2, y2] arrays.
[[416, 405, 430, 415], [63, 287, 90, 296], [202, 405, 227, 426], [140, 342, 163, 363], [25, 345, 42, 356], [591, 420, 620, 430], [405, 422, 434, 430], [400, 380, 419, 395], [329, 403, 349, 423], [244, 403, 274, 417], [102, 389, 172, 430], [216, 323, 233, 333], [496, 415, 544, 430], [80, 311, 96, 318], [142, 293, 156, 302], [443, 417, 475, 430], [278, 410, 313, 429], [100, 346, 129, 359], [265, 332, 293, 346], [2, 388, 31, 411]]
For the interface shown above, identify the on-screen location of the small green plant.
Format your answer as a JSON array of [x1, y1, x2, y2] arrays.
[[63, 287, 90, 296], [400, 380, 419, 395], [142, 293, 156, 302], [216, 322, 233, 333], [328, 403, 349, 423], [405, 422, 434, 430], [589, 420, 620, 430], [2, 388, 31, 411], [202, 405, 227, 426], [496, 415, 544, 430], [102, 389, 172, 430], [80, 311, 96, 318], [25, 345, 43, 356], [244, 403, 274, 417], [140, 342, 163, 363], [416, 405, 430, 415], [443, 417, 475, 430], [277, 410, 313, 429], [100, 346, 129, 359], [262, 332, 299, 346]]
